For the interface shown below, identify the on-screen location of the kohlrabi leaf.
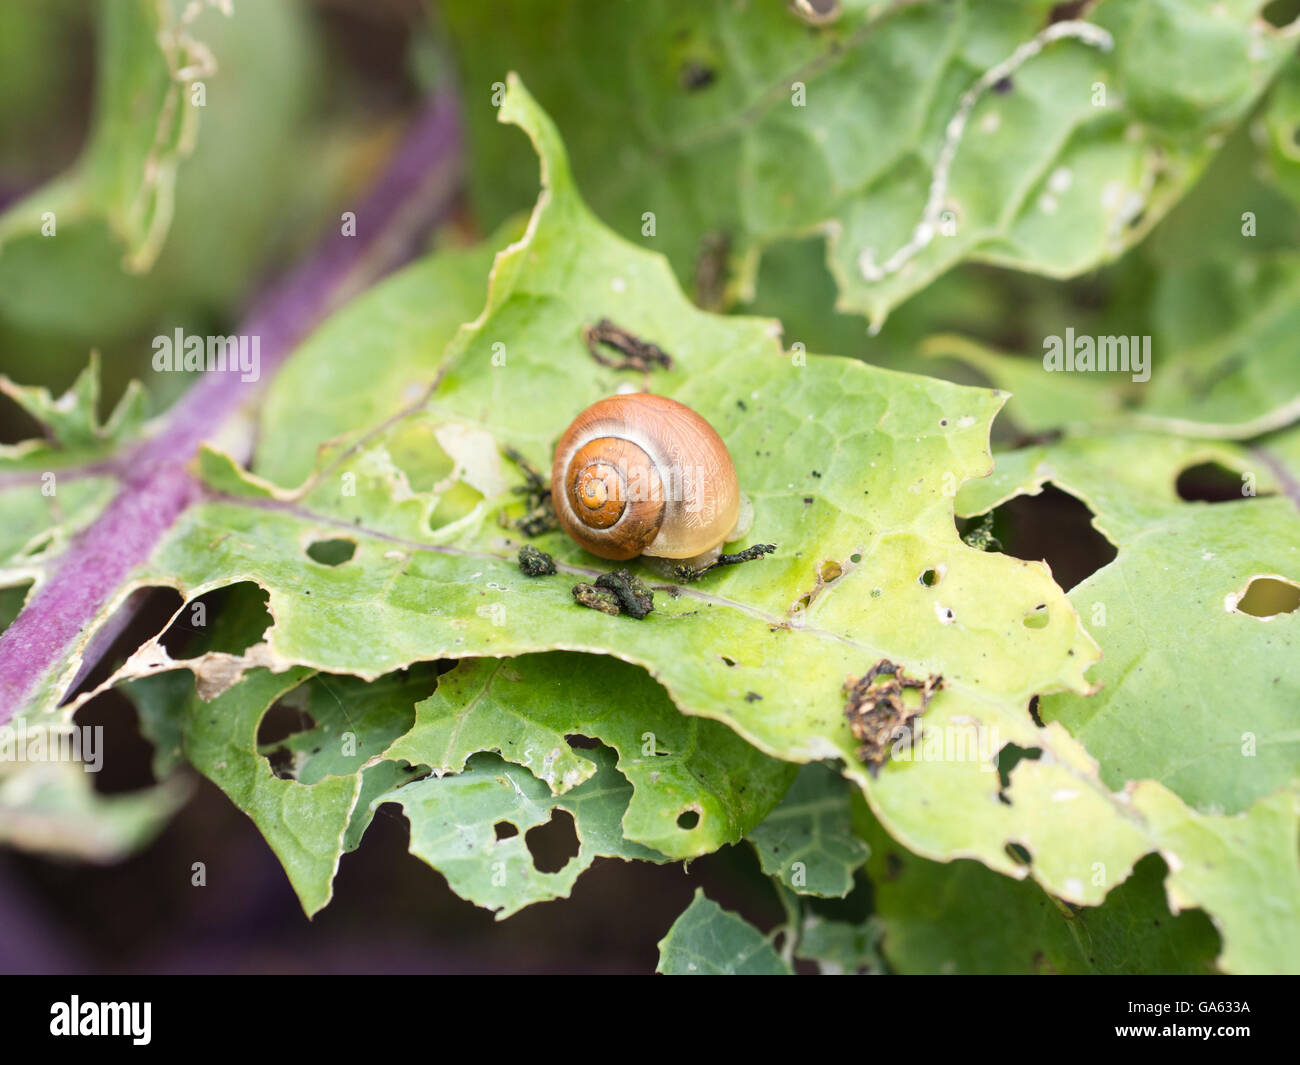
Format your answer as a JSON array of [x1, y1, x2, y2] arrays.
[[856, 801, 1219, 974], [793, 913, 886, 976], [384, 653, 797, 859], [924, 88, 1300, 442], [0, 352, 147, 455], [0, 0, 218, 272], [656, 889, 790, 975], [259, 667, 433, 853], [378, 747, 666, 919], [253, 232, 517, 488], [21, 79, 1292, 965], [955, 432, 1300, 972], [71, 79, 1121, 917], [180, 666, 360, 916], [957, 433, 1299, 814], [446, 0, 1298, 325], [747, 761, 870, 898], [0, 357, 149, 626], [0, 758, 190, 863]]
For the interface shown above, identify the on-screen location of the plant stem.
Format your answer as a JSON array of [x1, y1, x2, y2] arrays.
[[0, 90, 463, 723]]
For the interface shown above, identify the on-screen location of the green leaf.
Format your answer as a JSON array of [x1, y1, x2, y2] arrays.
[[446, 0, 1296, 324], [794, 913, 886, 976], [378, 747, 666, 919], [1129, 780, 1300, 975], [0, 352, 147, 454], [857, 802, 1218, 974], [0, 0, 215, 271], [180, 667, 361, 916], [253, 229, 518, 487], [959, 433, 1299, 814], [384, 653, 797, 859], [656, 889, 791, 975], [956, 432, 1300, 971], [0, 759, 190, 863], [0, 0, 332, 357], [81, 77, 1116, 916], [44, 79, 1276, 962], [926, 98, 1300, 441], [747, 762, 870, 897], [260, 668, 433, 853]]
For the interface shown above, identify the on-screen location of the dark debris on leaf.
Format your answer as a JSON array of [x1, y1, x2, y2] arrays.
[[572, 569, 655, 619], [844, 659, 944, 777], [518, 544, 557, 576]]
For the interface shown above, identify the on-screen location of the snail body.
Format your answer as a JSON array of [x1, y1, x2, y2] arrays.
[[551, 393, 750, 564]]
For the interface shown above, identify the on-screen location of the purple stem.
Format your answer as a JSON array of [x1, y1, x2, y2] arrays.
[[0, 92, 463, 722]]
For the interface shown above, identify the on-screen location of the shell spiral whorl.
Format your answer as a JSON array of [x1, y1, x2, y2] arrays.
[[551, 393, 741, 562]]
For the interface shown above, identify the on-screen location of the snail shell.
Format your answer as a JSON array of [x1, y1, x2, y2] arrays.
[[551, 393, 745, 561]]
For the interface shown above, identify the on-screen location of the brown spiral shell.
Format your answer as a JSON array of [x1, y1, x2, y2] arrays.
[[551, 393, 741, 561]]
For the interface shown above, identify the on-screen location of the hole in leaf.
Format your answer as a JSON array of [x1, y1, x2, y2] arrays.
[[1175, 462, 1268, 503], [1262, 0, 1300, 29], [160, 581, 272, 659], [996, 744, 1043, 801], [676, 809, 701, 830], [66, 586, 185, 700], [1005, 842, 1033, 866], [74, 688, 161, 795], [257, 691, 316, 780], [307, 538, 357, 566], [991, 485, 1117, 590], [849, 553, 862, 564], [1022, 604, 1049, 629], [920, 568, 939, 587], [1233, 577, 1300, 619], [720, 655, 736, 667], [265, 745, 295, 779], [494, 820, 519, 841], [564, 733, 601, 750], [525, 809, 580, 873], [819, 559, 843, 583]]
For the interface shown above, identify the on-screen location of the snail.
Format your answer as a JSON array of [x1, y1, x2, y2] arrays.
[[551, 393, 753, 571]]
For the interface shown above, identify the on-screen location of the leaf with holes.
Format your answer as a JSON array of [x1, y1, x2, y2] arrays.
[[48, 79, 1129, 918], [378, 747, 665, 919], [657, 889, 791, 975], [0, 0, 218, 272], [384, 653, 797, 859], [957, 432, 1300, 813], [180, 666, 363, 916], [446, 0, 1298, 325], [956, 431, 1300, 972], [854, 798, 1219, 974], [12, 78, 1289, 969]]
